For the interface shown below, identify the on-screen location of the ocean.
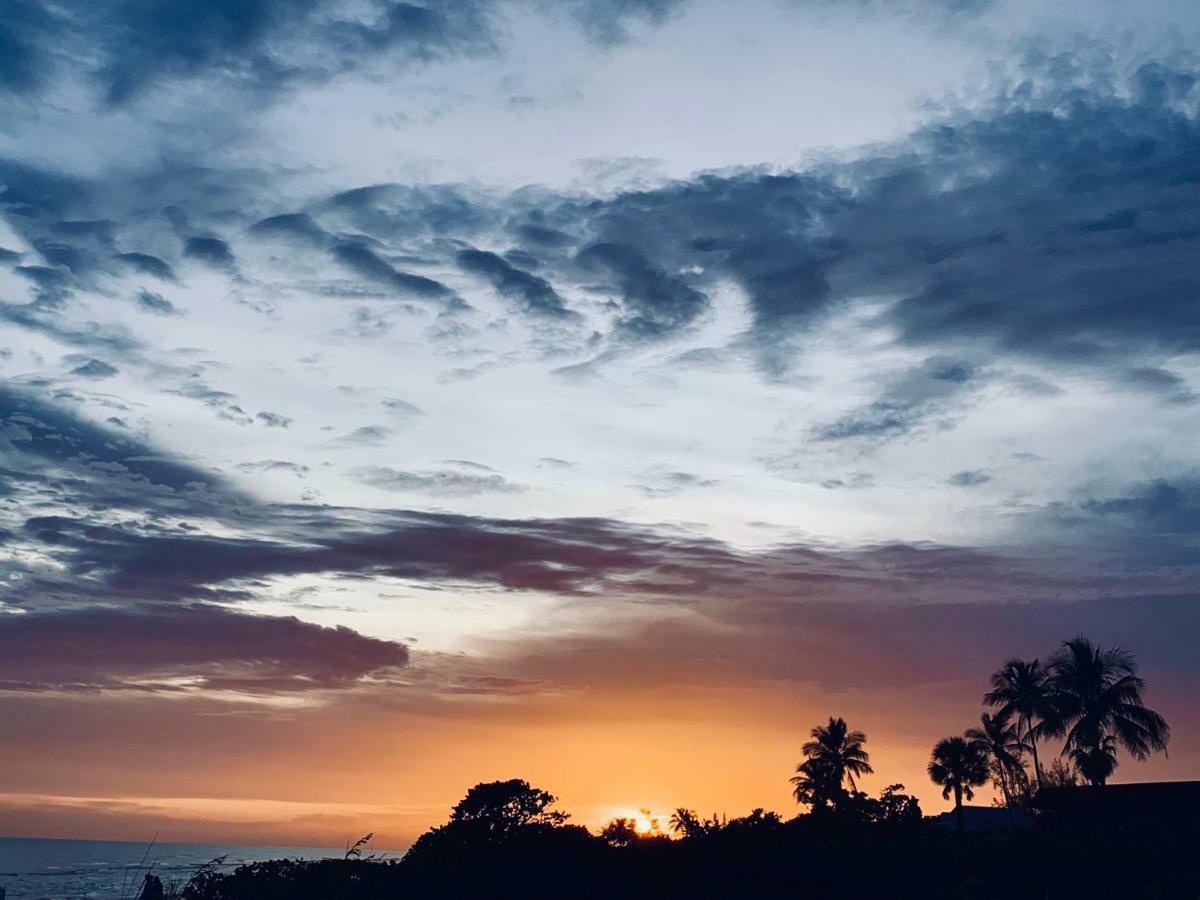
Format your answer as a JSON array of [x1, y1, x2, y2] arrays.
[[0, 837, 345, 899]]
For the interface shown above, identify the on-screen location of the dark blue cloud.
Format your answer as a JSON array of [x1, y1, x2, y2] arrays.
[[0, 2, 55, 91], [69, 358, 119, 379], [114, 252, 177, 281], [0, 385, 226, 495], [564, 0, 687, 46], [183, 235, 236, 268], [813, 356, 978, 443], [575, 241, 707, 341], [248, 212, 332, 245], [1080, 478, 1200, 535], [0, 0, 720, 108], [134, 288, 183, 316], [456, 248, 576, 319], [330, 240, 455, 300]]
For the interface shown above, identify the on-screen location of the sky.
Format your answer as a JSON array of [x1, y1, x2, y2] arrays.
[[1, 0, 1198, 849]]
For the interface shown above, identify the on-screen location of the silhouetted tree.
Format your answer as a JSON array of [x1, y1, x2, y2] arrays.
[[599, 818, 640, 847], [1043, 756, 1080, 788], [669, 808, 701, 838], [724, 808, 782, 831], [966, 711, 1029, 815], [1070, 734, 1120, 786], [984, 658, 1052, 788], [874, 783, 923, 827], [449, 779, 568, 834], [928, 736, 990, 833], [790, 717, 873, 812], [1041, 636, 1170, 786]]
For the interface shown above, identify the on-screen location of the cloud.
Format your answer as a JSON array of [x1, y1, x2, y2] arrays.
[[354, 465, 525, 496], [169, 379, 253, 425], [575, 241, 707, 342], [811, 357, 978, 445], [0, 603, 408, 694], [330, 240, 455, 301], [115, 252, 176, 281], [248, 212, 331, 245], [336, 425, 392, 445], [68, 358, 119, 379], [631, 467, 719, 498], [1076, 478, 1200, 535], [1120, 367, 1196, 405], [183, 236, 235, 269], [235, 460, 310, 477], [381, 398, 425, 417], [255, 411, 293, 428], [0, 0, 498, 108], [489, 591, 1200, 696], [947, 469, 991, 487], [134, 288, 183, 316], [561, 0, 688, 45], [456, 248, 577, 319], [5, 57, 1191, 387], [0, 385, 227, 499], [1, 0, 748, 115]]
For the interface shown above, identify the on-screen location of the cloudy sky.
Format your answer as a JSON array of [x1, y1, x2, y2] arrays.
[[1, 0, 1198, 847]]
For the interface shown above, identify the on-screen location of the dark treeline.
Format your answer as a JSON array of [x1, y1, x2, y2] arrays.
[[168, 636, 1195, 900]]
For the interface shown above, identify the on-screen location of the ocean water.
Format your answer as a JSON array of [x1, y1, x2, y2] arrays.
[[0, 837, 343, 899]]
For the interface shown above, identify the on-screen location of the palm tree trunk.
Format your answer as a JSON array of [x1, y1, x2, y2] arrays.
[[954, 785, 964, 833], [1026, 715, 1043, 789], [998, 767, 1015, 828]]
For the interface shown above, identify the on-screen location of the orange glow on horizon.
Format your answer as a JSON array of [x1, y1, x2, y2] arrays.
[[1, 678, 1194, 849]]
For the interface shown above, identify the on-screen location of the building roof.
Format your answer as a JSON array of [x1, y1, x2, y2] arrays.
[[1032, 781, 1200, 831], [1032, 780, 1200, 813], [927, 806, 1033, 831]]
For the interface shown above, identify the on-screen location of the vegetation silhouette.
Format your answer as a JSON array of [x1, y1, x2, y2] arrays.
[[983, 658, 1052, 787], [172, 635, 1189, 900], [965, 711, 1030, 818], [1039, 635, 1170, 786], [790, 716, 874, 813], [927, 735, 991, 832]]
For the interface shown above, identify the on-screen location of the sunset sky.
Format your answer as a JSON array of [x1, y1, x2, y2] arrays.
[[1, 0, 1199, 849]]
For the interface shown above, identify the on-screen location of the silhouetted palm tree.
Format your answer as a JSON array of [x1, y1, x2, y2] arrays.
[[1041, 636, 1170, 786], [1071, 735, 1119, 786], [928, 736, 990, 833], [984, 658, 1052, 788], [791, 717, 873, 812], [668, 808, 700, 838], [966, 711, 1029, 821]]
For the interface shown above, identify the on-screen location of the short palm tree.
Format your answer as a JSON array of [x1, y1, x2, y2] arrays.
[[791, 717, 873, 812], [928, 735, 990, 833], [984, 658, 1052, 787], [966, 711, 1030, 819], [1070, 735, 1119, 786], [668, 808, 700, 838], [1041, 636, 1170, 786]]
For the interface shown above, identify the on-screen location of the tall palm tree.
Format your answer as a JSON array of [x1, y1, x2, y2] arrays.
[[966, 711, 1030, 821], [984, 658, 1052, 788], [928, 735, 990, 833], [1041, 636, 1170, 786], [791, 717, 873, 811]]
